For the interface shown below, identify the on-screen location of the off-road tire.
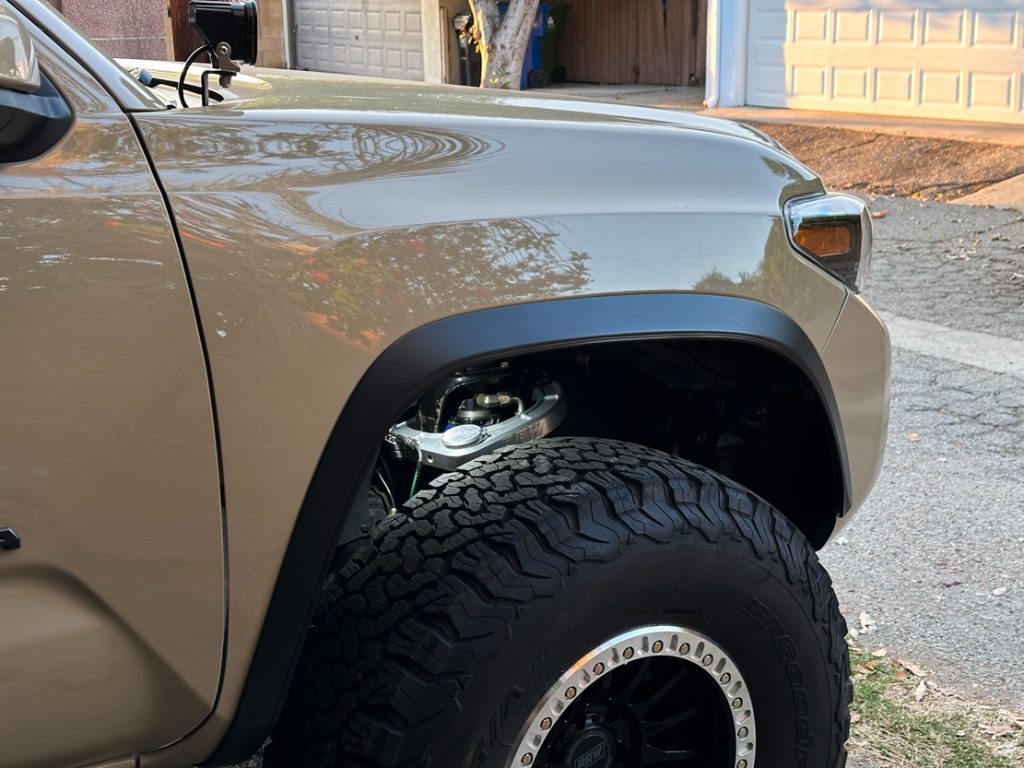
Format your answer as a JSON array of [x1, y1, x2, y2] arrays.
[[266, 437, 851, 768]]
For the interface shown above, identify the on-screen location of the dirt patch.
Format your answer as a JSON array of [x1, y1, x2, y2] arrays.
[[751, 123, 1024, 201], [847, 646, 1024, 768]]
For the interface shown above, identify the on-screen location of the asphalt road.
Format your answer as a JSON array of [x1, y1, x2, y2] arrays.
[[820, 196, 1024, 709]]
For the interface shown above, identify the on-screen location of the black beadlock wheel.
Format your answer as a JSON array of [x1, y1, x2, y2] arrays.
[[266, 438, 851, 768]]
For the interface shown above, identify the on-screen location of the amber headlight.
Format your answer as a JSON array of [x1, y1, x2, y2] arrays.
[[785, 193, 873, 291]]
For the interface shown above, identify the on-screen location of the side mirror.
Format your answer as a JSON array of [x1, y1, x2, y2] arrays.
[[0, 4, 40, 93], [0, 6, 71, 164]]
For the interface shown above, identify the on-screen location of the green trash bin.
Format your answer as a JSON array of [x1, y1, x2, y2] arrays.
[[539, 3, 568, 85]]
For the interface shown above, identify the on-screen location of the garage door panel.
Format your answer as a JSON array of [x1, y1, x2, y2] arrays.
[[747, 1, 1024, 123], [973, 10, 1017, 46], [756, 8, 789, 41], [749, 60, 787, 103], [295, 0, 424, 80], [922, 10, 965, 45], [969, 71, 1014, 108], [794, 9, 828, 41], [872, 68, 911, 102], [920, 70, 961, 105], [793, 64, 826, 96], [834, 11, 871, 44], [877, 10, 917, 45]]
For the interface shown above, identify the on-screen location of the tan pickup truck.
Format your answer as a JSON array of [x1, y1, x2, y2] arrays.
[[0, 2, 889, 767]]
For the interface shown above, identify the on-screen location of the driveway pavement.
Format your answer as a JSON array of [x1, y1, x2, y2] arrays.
[[821, 197, 1024, 710]]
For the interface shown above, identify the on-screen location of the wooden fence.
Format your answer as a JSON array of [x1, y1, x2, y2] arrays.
[[558, 0, 706, 86]]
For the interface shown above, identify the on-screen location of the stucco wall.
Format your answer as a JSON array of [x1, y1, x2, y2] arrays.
[[58, 0, 167, 59]]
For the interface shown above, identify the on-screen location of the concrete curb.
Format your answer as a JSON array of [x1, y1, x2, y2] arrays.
[[951, 173, 1024, 211]]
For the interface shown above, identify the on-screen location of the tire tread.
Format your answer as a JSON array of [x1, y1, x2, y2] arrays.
[[267, 437, 850, 768]]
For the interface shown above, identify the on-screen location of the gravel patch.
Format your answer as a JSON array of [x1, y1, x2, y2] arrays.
[[753, 123, 1024, 201]]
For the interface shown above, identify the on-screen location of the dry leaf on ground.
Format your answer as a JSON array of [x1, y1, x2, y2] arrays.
[[902, 661, 929, 678], [979, 724, 1017, 737]]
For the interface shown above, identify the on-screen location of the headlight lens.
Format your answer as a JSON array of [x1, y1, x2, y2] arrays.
[[785, 193, 873, 291]]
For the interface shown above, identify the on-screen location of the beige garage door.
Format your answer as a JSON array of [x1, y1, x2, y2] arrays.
[[746, 1, 1024, 124], [295, 0, 424, 80]]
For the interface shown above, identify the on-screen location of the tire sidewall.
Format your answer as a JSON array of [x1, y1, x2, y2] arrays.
[[432, 540, 839, 768]]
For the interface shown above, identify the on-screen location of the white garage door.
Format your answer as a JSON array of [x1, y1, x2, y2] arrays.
[[295, 0, 424, 80], [746, 1, 1024, 123]]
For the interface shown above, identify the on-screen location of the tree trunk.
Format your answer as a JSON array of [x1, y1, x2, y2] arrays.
[[468, 0, 542, 89]]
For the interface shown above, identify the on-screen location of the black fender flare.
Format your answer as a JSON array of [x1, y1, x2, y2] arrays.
[[205, 292, 850, 765]]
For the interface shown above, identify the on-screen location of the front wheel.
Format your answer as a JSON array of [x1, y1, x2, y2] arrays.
[[267, 438, 851, 768]]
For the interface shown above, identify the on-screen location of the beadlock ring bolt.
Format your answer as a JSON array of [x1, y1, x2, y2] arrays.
[[508, 626, 756, 768]]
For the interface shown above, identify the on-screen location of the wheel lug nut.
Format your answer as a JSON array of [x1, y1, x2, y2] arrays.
[[652, 640, 664, 653], [702, 654, 714, 666], [737, 726, 748, 738], [720, 673, 731, 684], [679, 643, 690, 655], [540, 717, 552, 730], [521, 753, 534, 765], [565, 686, 577, 699], [623, 646, 635, 659], [732, 698, 743, 709]]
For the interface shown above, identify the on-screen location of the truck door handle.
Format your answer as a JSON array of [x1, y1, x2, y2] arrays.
[[0, 528, 21, 551]]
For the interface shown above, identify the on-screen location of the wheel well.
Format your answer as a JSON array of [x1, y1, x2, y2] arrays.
[[501, 339, 844, 547], [205, 295, 847, 766]]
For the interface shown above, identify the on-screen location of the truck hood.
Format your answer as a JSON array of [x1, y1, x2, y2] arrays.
[[119, 59, 783, 151]]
